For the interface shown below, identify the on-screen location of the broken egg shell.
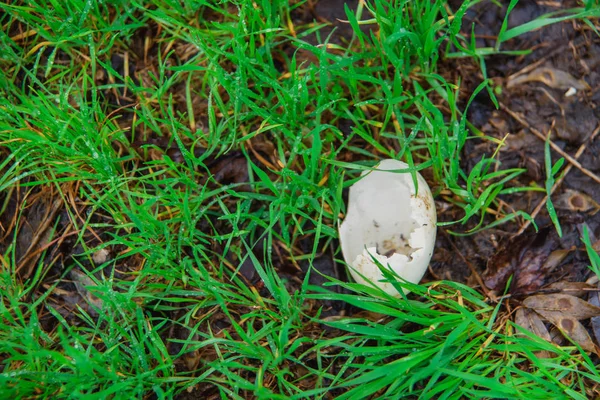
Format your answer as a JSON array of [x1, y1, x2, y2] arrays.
[[339, 159, 437, 297]]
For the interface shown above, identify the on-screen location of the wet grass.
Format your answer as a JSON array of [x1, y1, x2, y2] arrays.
[[1, 0, 600, 398]]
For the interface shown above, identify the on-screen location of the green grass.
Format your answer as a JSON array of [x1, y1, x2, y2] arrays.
[[1, 0, 600, 398]]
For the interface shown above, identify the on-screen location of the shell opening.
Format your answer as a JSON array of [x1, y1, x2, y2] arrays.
[[373, 215, 421, 260]]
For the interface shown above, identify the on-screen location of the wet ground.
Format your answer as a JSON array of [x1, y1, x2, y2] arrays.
[[2, 1, 600, 396], [433, 1, 600, 293]]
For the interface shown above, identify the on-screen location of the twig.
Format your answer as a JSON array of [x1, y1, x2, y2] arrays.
[[506, 36, 587, 81], [514, 122, 600, 236], [500, 103, 600, 185]]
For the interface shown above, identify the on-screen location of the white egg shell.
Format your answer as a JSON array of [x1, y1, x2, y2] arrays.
[[339, 159, 437, 296]]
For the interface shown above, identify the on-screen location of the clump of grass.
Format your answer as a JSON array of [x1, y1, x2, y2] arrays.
[[1, 0, 600, 398]]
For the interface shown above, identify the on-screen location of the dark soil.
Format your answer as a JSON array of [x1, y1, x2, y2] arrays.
[[435, 1, 600, 294]]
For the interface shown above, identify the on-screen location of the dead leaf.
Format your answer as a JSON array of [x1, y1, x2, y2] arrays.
[[543, 313, 595, 353], [514, 308, 554, 358], [70, 270, 104, 311], [484, 227, 561, 293], [507, 66, 590, 90], [524, 294, 600, 320], [549, 325, 568, 347], [92, 248, 111, 264], [515, 308, 552, 341], [209, 153, 249, 186], [523, 293, 600, 353], [541, 249, 572, 273], [555, 189, 600, 214], [16, 196, 63, 278]]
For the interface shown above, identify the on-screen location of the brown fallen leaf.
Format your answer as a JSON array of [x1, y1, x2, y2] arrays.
[[70, 269, 104, 311], [523, 293, 600, 354], [549, 325, 568, 347], [555, 189, 600, 215], [515, 308, 552, 341], [540, 248, 571, 273], [209, 153, 249, 186], [542, 312, 596, 353], [523, 293, 600, 320], [484, 227, 562, 294], [507, 66, 590, 90], [514, 308, 555, 358], [16, 195, 63, 278]]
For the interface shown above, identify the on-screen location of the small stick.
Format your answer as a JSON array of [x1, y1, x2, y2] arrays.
[[506, 36, 587, 81], [501, 103, 600, 185], [514, 122, 600, 236]]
